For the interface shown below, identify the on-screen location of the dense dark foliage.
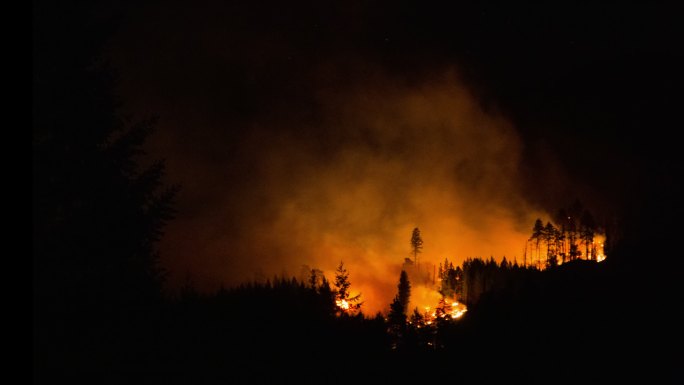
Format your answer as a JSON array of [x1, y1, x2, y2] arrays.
[[33, 1, 176, 382]]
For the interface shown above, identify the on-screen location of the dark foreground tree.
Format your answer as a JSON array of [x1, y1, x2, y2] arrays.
[[388, 270, 411, 350], [388, 270, 411, 326], [34, 2, 176, 379], [34, 54, 176, 310]]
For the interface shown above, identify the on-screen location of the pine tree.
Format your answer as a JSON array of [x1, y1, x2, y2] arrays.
[[388, 270, 412, 348], [390, 270, 411, 318], [554, 209, 569, 262], [580, 210, 597, 260], [33, 2, 177, 310], [530, 219, 545, 268], [544, 222, 558, 268], [409, 307, 425, 326], [567, 200, 583, 260], [410, 227, 423, 265], [333, 262, 361, 314], [318, 277, 336, 316], [308, 268, 322, 290]]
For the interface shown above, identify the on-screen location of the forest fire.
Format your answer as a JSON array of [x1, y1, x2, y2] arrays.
[[336, 299, 350, 311], [413, 299, 467, 327], [595, 236, 607, 262], [524, 204, 608, 270], [35, 0, 680, 381], [449, 302, 468, 319]]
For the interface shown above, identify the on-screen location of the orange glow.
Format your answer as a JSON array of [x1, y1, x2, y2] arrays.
[[450, 302, 468, 319], [407, 267, 468, 323], [409, 297, 468, 324], [524, 232, 607, 271], [336, 299, 350, 310], [160, 73, 564, 314], [596, 254, 606, 262], [595, 235, 607, 262]]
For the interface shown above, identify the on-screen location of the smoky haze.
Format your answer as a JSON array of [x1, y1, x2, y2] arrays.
[[137, 71, 545, 313], [110, 3, 549, 314]]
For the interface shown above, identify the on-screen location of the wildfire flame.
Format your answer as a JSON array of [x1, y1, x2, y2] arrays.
[[412, 299, 467, 326], [449, 302, 467, 319], [595, 239, 606, 262], [336, 299, 350, 310]]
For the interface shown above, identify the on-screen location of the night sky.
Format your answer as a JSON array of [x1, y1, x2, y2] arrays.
[[36, 1, 683, 313]]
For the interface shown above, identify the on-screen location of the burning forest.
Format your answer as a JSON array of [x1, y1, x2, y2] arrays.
[[34, 1, 679, 382]]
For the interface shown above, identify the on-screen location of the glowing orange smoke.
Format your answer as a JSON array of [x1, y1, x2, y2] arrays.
[[157, 73, 562, 315]]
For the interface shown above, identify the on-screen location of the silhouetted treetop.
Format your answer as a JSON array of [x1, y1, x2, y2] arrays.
[[33, 2, 177, 309], [333, 261, 362, 314]]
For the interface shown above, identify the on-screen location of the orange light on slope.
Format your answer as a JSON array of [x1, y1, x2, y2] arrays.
[[450, 301, 467, 319]]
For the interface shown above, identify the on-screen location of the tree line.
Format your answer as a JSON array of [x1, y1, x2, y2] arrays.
[[526, 200, 605, 270]]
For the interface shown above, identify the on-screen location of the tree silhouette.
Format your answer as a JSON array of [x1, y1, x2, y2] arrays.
[[544, 222, 558, 267], [411, 227, 423, 265], [409, 307, 425, 326], [397, 270, 411, 312], [530, 219, 544, 268], [33, 1, 176, 311], [555, 224, 567, 263], [308, 268, 323, 289], [567, 200, 584, 260], [388, 270, 411, 325], [387, 270, 411, 349], [318, 276, 337, 316], [438, 258, 463, 300], [580, 210, 596, 260], [33, 3, 177, 379], [333, 261, 361, 314]]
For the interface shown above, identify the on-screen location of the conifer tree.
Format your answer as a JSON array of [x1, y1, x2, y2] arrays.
[[333, 262, 361, 314], [411, 227, 423, 265]]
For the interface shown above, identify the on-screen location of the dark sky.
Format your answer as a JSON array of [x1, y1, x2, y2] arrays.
[[36, 1, 683, 311]]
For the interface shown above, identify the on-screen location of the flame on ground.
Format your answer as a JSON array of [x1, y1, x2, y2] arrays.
[[411, 298, 468, 326], [449, 302, 468, 319]]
